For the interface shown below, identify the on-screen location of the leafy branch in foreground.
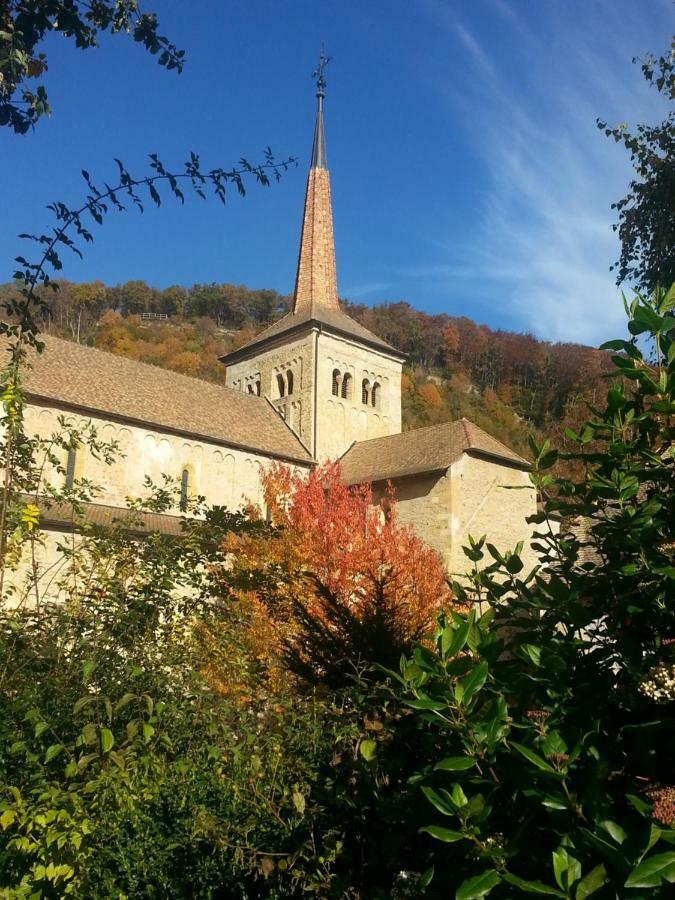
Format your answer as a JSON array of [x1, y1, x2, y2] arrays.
[[4, 148, 297, 354], [598, 34, 675, 293], [391, 286, 674, 897], [1, 0, 185, 133]]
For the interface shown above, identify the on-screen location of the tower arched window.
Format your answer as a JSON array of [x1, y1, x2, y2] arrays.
[[276, 373, 286, 398], [286, 369, 294, 395], [332, 369, 341, 397], [180, 467, 190, 511], [371, 381, 380, 408], [341, 372, 352, 400], [361, 378, 370, 405], [247, 384, 255, 395]]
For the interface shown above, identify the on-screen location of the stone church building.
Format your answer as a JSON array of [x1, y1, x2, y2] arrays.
[[15, 74, 537, 588]]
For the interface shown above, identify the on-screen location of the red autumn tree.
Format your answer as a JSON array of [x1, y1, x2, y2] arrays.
[[226, 462, 453, 685]]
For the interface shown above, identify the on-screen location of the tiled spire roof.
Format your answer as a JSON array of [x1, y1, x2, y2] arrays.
[[221, 62, 406, 366], [291, 60, 339, 316]]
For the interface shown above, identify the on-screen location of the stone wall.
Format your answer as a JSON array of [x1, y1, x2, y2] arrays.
[[448, 453, 538, 576], [224, 333, 315, 448], [23, 401, 311, 512], [224, 328, 403, 461], [372, 453, 537, 578], [317, 332, 402, 460]]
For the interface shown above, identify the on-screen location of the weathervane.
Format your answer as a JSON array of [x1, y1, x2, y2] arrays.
[[313, 47, 331, 99]]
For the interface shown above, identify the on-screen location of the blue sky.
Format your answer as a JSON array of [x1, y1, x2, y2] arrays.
[[1, 0, 671, 345]]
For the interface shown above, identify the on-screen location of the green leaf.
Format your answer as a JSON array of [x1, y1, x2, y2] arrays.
[[456, 869, 501, 899], [625, 852, 675, 888], [435, 756, 475, 772], [447, 617, 472, 658], [406, 697, 448, 711], [575, 864, 607, 899], [292, 789, 306, 815], [359, 739, 377, 761], [114, 692, 136, 713], [510, 741, 558, 774], [459, 661, 489, 705], [543, 731, 568, 758], [420, 866, 434, 888], [502, 873, 565, 895], [100, 728, 114, 753], [599, 819, 627, 845], [522, 643, 542, 666], [73, 695, 94, 715], [0, 809, 16, 830], [109, 750, 126, 770], [142, 723, 155, 744], [420, 825, 466, 842], [82, 659, 96, 680], [421, 785, 455, 816], [44, 744, 63, 763]]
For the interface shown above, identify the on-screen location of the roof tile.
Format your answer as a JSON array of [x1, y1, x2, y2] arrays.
[[339, 418, 529, 484], [16, 335, 312, 463]]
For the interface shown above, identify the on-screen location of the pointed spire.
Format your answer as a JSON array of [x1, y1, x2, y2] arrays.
[[292, 51, 339, 316], [310, 51, 328, 169]]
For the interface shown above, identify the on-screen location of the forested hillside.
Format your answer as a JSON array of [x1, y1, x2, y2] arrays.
[[0, 278, 613, 463]]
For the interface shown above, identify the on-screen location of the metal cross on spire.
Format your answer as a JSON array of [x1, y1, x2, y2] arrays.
[[313, 47, 331, 98]]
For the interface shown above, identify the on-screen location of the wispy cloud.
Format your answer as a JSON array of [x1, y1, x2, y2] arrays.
[[416, 0, 669, 344], [342, 281, 397, 299]]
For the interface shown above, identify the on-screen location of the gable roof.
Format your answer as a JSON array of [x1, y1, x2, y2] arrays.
[[339, 418, 530, 484], [220, 305, 405, 365], [15, 335, 312, 464]]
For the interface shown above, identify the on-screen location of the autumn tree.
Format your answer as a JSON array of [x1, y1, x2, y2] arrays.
[[225, 462, 453, 686]]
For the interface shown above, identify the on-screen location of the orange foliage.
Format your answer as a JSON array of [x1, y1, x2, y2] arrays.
[[418, 381, 443, 409], [443, 322, 460, 358], [225, 462, 453, 682]]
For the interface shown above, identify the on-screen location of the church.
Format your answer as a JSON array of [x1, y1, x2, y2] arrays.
[[14, 70, 537, 589]]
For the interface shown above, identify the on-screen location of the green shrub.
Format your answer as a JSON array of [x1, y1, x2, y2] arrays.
[[390, 287, 675, 897]]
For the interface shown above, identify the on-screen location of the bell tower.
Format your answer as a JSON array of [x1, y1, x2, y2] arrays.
[[222, 57, 405, 459]]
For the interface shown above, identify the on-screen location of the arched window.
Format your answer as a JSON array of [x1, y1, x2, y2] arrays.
[[65, 446, 77, 490], [371, 381, 380, 408], [286, 369, 294, 395], [247, 384, 255, 395], [332, 369, 341, 397], [255, 379, 261, 396], [180, 467, 190, 511], [341, 372, 352, 400], [361, 378, 370, 405], [276, 373, 285, 398]]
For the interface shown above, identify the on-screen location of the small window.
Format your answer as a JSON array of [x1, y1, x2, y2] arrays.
[[65, 447, 77, 490], [341, 372, 352, 400], [332, 369, 341, 397], [255, 380, 261, 396], [286, 369, 294, 395], [361, 379, 370, 405], [180, 467, 190, 510], [371, 382, 380, 408], [276, 373, 286, 398], [247, 384, 255, 395]]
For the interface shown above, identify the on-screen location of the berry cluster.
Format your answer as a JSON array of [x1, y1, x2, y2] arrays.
[[639, 663, 675, 702]]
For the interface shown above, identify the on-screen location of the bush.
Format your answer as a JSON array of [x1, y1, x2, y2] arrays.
[[388, 287, 675, 897]]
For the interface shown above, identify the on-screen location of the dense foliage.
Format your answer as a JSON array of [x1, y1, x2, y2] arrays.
[[1, 0, 183, 133], [599, 36, 675, 292], [223, 462, 453, 686], [1, 286, 672, 898], [385, 285, 675, 897]]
